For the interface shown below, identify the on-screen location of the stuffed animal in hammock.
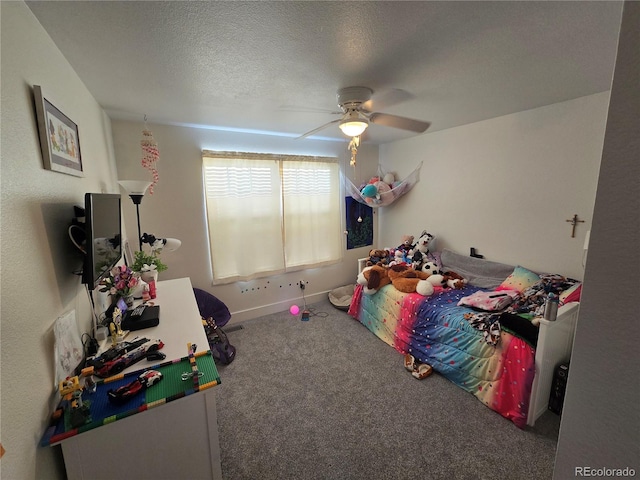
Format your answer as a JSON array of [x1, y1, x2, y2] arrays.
[[357, 265, 391, 295]]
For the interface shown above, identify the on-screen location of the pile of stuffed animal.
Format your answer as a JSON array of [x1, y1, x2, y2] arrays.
[[359, 173, 400, 206], [358, 230, 466, 297]]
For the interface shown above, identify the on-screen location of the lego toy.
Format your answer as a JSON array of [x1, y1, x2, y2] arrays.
[[56, 374, 92, 428], [107, 369, 163, 404]]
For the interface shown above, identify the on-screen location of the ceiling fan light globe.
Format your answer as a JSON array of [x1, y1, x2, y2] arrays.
[[339, 120, 368, 137]]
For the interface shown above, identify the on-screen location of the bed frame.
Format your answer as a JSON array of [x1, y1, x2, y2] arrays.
[[527, 302, 579, 426], [357, 257, 579, 427]]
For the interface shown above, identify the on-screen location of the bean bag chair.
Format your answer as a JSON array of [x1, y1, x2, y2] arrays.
[[193, 288, 231, 327]]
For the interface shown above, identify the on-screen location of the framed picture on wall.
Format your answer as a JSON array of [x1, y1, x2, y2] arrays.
[[33, 85, 84, 177]]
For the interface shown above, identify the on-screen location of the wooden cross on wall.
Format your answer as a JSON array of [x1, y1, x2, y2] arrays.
[[565, 214, 584, 238]]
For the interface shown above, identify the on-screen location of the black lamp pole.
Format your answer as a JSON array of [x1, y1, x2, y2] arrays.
[[129, 194, 145, 251]]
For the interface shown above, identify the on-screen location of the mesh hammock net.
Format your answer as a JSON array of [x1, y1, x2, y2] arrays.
[[345, 162, 422, 207]]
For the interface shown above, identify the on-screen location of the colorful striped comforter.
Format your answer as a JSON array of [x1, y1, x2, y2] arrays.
[[348, 283, 536, 428]]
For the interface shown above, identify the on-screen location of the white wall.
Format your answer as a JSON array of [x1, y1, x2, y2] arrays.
[[110, 121, 379, 322], [554, 2, 639, 477], [0, 3, 119, 479], [378, 92, 610, 280]]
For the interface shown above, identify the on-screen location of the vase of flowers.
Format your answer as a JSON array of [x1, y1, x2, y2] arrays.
[[99, 265, 139, 307], [131, 250, 167, 282], [139, 264, 159, 284], [130, 250, 167, 299]]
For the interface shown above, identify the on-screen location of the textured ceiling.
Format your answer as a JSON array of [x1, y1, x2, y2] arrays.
[[26, 1, 622, 144]]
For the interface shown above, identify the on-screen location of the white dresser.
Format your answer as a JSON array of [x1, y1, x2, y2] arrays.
[[50, 278, 223, 480]]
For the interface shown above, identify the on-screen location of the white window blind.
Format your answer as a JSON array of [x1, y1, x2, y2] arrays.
[[203, 151, 342, 283]]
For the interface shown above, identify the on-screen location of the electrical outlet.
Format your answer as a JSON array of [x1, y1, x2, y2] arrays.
[[299, 280, 305, 290]]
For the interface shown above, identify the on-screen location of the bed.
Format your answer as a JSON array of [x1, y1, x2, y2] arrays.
[[349, 249, 581, 428]]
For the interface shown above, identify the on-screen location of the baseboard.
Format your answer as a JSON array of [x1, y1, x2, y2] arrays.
[[226, 290, 331, 324]]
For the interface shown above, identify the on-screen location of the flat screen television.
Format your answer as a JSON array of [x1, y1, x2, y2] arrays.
[[82, 193, 122, 290]]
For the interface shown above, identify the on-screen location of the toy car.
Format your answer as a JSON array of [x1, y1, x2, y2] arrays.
[[107, 369, 163, 404], [139, 369, 163, 388], [89, 338, 164, 378]]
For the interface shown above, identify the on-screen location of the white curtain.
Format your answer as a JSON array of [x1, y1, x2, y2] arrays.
[[203, 151, 341, 283], [283, 158, 341, 268]]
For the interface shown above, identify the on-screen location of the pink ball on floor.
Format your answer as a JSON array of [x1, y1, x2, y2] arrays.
[[289, 305, 300, 315]]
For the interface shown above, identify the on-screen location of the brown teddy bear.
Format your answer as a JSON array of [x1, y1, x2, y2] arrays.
[[397, 235, 414, 254], [357, 265, 391, 295], [387, 264, 434, 296], [366, 249, 390, 267]]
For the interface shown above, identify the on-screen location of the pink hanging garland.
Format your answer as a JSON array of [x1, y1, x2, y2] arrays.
[[141, 129, 159, 193]]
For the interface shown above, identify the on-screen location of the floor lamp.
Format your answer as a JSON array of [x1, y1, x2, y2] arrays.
[[118, 180, 152, 251]]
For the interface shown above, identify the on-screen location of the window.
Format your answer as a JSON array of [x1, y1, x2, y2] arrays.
[[202, 151, 342, 283]]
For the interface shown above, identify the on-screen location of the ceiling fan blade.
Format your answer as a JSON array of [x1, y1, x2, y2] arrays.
[[362, 88, 413, 112], [279, 105, 341, 115], [369, 112, 431, 133], [297, 118, 341, 139]]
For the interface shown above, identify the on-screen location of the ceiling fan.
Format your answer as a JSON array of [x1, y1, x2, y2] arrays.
[[297, 86, 431, 139]]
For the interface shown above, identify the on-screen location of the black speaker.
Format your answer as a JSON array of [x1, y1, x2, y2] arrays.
[[549, 362, 569, 415], [121, 305, 160, 331]]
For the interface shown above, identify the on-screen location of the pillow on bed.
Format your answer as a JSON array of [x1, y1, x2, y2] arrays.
[[440, 249, 516, 289], [496, 265, 540, 293]]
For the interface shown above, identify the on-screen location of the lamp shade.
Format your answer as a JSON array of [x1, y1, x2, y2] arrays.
[[339, 111, 368, 137], [142, 233, 182, 253], [162, 238, 182, 252], [118, 180, 152, 196], [119, 180, 152, 248]]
